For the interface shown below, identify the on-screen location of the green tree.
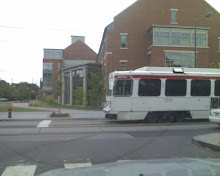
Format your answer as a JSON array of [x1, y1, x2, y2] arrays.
[[75, 86, 84, 105], [28, 84, 39, 100], [16, 82, 30, 101], [0, 80, 11, 99], [88, 71, 107, 107], [55, 79, 62, 97], [0, 80, 38, 101], [209, 62, 217, 68], [55, 59, 63, 104], [9, 85, 17, 100], [46, 95, 56, 105], [55, 59, 63, 114]]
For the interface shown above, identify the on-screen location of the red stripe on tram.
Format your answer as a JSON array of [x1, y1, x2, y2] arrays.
[[115, 75, 220, 80]]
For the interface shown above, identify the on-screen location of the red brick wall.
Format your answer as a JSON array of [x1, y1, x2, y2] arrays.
[[98, 0, 220, 72], [64, 40, 97, 60], [43, 39, 97, 100]]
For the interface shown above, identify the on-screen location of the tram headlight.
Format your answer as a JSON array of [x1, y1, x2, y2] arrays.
[[211, 98, 220, 109]]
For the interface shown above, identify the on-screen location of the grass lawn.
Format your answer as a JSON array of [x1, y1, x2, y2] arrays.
[[29, 100, 103, 110], [0, 106, 51, 112], [0, 102, 50, 112], [53, 104, 103, 110]]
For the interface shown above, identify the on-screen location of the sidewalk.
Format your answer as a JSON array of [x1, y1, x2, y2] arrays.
[[192, 132, 220, 152], [0, 103, 105, 120], [0, 112, 53, 120]]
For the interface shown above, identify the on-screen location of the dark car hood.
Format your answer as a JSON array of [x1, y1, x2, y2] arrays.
[[37, 158, 220, 176]]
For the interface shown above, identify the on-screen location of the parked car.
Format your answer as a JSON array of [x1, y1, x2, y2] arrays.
[[0, 98, 8, 101], [209, 109, 220, 126]]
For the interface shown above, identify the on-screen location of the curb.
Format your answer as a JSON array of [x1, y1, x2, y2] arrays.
[[0, 117, 104, 121], [0, 118, 50, 121], [192, 137, 220, 152]]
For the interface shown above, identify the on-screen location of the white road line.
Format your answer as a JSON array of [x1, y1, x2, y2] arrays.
[[117, 160, 134, 162], [64, 162, 92, 169], [1, 165, 36, 176], [37, 120, 52, 128]]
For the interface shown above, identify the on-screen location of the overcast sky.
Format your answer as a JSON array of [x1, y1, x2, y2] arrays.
[[0, 0, 219, 86]]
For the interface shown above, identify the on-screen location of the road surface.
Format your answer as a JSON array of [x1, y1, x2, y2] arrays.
[[0, 118, 220, 175]]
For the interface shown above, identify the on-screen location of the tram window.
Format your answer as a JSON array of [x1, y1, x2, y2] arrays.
[[191, 80, 210, 96], [114, 79, 132, 96], [138, 79, 161, 96], [165, 79, 186, 96], [215, 80, 220, 96]]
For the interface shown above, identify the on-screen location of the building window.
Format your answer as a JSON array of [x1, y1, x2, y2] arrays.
[[155, 28, 170, 45], [43, 63, 53, 87], [44, 49, 63, 59], [172, 30, 190, 46], [138, 79, 161, 96], [121, 35, 127, 48], [76, 56, 82, 60], [64, 72, 70, 104], [148, 26, 208, 48], [120, 61, 127, 71], [72, 70, 83, 105], [75, 69, 83, 78], [79, 70, 83, 77], [165, 51, 195, 68], [171, 9, 178, 24], [165, 79, 187, 96], [193, 33, 208, 47], [191, 80, 210, 96]]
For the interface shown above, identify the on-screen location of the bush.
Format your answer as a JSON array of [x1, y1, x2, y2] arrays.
[[29, 100, 41, 107], [75, 87, 84, 105], [29, 100, 49, 107], [50, 112, 70, 118], [30, 95, 56, 107], [46, 95, 56, 105], [39, 95, 47, 102], [88, 71, 106, 107]]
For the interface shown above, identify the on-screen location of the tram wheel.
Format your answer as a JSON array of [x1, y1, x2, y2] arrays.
[[160, 112, 175, 123], [144, 112, 158, 123], [175, 112, 185, 122]]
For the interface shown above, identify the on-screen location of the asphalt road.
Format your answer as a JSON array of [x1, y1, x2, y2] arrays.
[[0, 119, 220, 176]]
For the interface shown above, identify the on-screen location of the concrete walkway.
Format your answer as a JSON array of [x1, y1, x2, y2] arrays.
[[192, 132, 220, 152], [0, 103, 105, 120]]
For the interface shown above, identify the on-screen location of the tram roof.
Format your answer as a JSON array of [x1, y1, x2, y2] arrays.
[[111, 67, 220, 77]]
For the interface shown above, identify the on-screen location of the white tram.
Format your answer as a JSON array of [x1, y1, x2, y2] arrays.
[[103, 67, 220, 122]]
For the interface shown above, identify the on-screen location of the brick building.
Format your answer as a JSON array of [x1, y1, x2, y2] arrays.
[[41, 36, 98, 104], [62, 63, 101, 105], [42, 49, 63, 98], [97, 0, 220, 73]]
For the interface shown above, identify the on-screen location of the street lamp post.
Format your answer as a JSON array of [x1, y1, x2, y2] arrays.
[[194, 12, 212, 68]]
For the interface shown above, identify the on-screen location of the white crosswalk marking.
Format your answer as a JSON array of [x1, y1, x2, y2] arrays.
[[37, 120, 52, 128], [117, 160, 133, 162], [64, 162, 92, 169], [1, 161, 93, 175], [1, 165, 36, 176]]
